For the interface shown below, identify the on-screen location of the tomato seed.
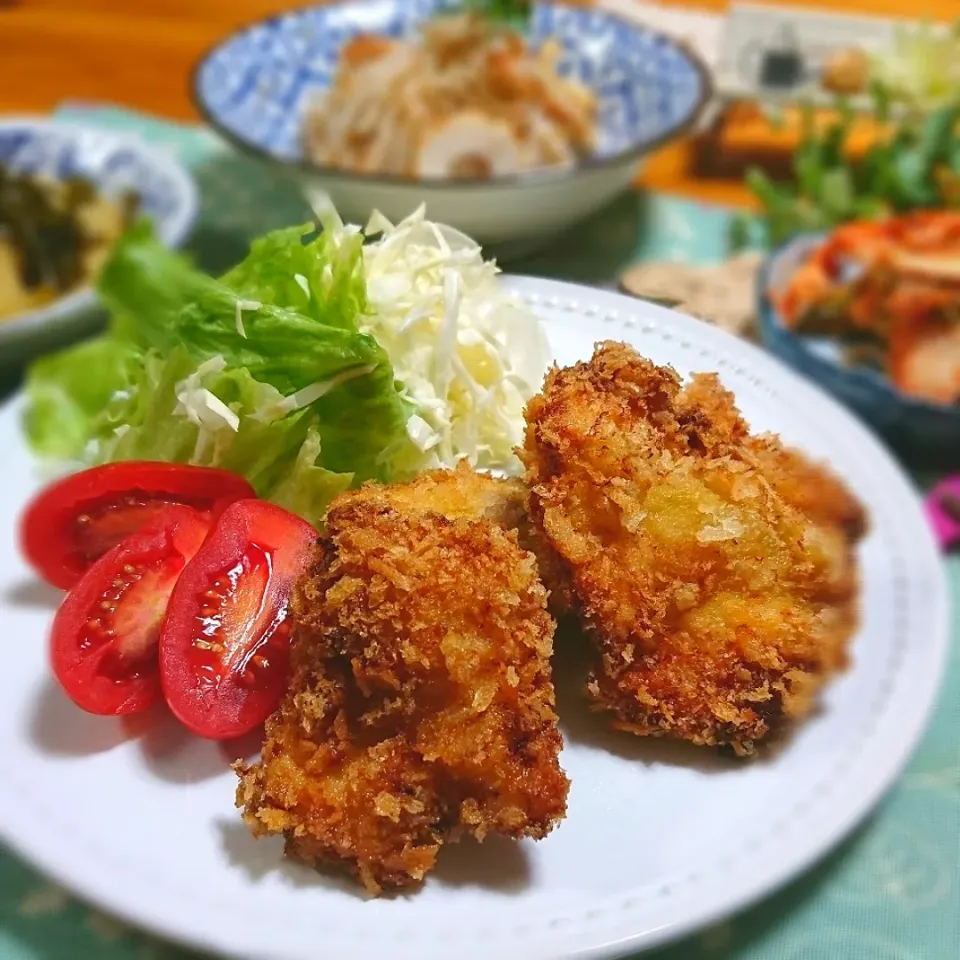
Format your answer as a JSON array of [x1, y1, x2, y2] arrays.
[[194, 638, 224, 654]]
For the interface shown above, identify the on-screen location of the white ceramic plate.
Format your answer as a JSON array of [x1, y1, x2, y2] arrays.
[[0, 279, 947, 960]]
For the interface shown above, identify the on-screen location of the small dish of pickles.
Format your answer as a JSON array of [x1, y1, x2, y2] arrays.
[[0, 118, 196, 366]]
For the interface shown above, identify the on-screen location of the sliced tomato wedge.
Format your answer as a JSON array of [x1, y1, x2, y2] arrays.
[[159, 500, 317, 740], [21, 462, 256, 590], [51, 506, 211, 716]]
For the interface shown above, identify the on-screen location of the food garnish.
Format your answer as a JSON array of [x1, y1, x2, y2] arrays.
[[20, 461, 255, 589], [32, 461, 318, 734], [0, 163, 137, 321], [361, 205, 549, 471], [160, 500, 317, 740], [24, 218, 405, 527], [50, 505, 210, 716], [24, 202, 547, 525], [468, 0, 532, 28]]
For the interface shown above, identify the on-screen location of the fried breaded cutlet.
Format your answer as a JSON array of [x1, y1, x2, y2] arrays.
[[369, 460, 574, 616], [675, 373, 868, 540], [522, 341, 866, 756], [365, 460, 529, 528], [236, 468, 569, 893]]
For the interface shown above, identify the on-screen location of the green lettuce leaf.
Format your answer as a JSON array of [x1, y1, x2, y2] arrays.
[[24, 219, 417, 525], [267, 428, 354, 523], [221, 223, 367, 330], [77, 347, 356, 526], [97, 222, 387, 395], [24, 335, 142, 460]]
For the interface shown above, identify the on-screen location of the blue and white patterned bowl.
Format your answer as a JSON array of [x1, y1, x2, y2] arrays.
[[0, 118, 197, 367], [193, 0, 710, 247], [759, 233, 960, 460]]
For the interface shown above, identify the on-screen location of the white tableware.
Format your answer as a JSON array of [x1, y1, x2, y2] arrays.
[[0, 279, 946, 960]]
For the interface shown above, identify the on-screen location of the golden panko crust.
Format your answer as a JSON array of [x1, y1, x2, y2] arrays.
[[236, 469, 569, 892], [522, 341, 865, 756]]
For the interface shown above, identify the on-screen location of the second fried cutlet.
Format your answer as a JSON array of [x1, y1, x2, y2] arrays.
[[522, 341, 865, 756], [675, 372, 868, 540], [366, 460, 574, 615], [236, 472, 569, 893]]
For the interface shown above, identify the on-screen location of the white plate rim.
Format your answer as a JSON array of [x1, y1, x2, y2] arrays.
[[0, 276, 949, 960]]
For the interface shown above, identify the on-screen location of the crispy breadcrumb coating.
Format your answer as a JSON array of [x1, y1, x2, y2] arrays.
[[356, 461, 529, 529], [675, 373, 867, 540], [236, 470, 569, 893], [367, 461, 574, 616], [522, 341, 865, 756]]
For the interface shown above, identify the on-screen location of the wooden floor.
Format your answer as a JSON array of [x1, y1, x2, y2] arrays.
[[1, 0, 955, 206]]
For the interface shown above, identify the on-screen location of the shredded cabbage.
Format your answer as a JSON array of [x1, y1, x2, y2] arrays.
[[871, 21, 960, 112], [348, 205, 549, 474], [26, 202, 551, 527]]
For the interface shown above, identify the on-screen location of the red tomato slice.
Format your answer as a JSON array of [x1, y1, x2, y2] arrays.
[[51, 506, 211, 716], [21, 462, 256, 590], [159, 500, 317, 740]]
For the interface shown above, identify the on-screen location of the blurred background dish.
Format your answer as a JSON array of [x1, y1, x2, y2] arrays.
[[760, 229, 960, 462], [192, 0, 710, 252], [0, 118, 197, 368], [300, 11, 600, 178], [0, 163, 136, 322]]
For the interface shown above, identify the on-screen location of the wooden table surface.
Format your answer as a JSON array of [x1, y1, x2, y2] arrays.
[[1, 0, 955, 207]]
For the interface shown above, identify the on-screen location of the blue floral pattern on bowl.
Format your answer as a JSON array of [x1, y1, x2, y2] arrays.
[[193, 0, 709, 178], [759, 234, 960, 459], [0, 121, 195, 243]]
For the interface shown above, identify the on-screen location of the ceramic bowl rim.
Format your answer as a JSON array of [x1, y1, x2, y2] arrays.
[[190, 0, 713, 191]]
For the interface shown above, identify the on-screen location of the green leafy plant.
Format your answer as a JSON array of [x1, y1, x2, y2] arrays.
[[465, 0, 532, 29], [735, 91, 960, 250]]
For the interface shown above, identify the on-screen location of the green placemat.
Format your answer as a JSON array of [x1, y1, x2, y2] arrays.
[[1, 106, 956, 960]]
